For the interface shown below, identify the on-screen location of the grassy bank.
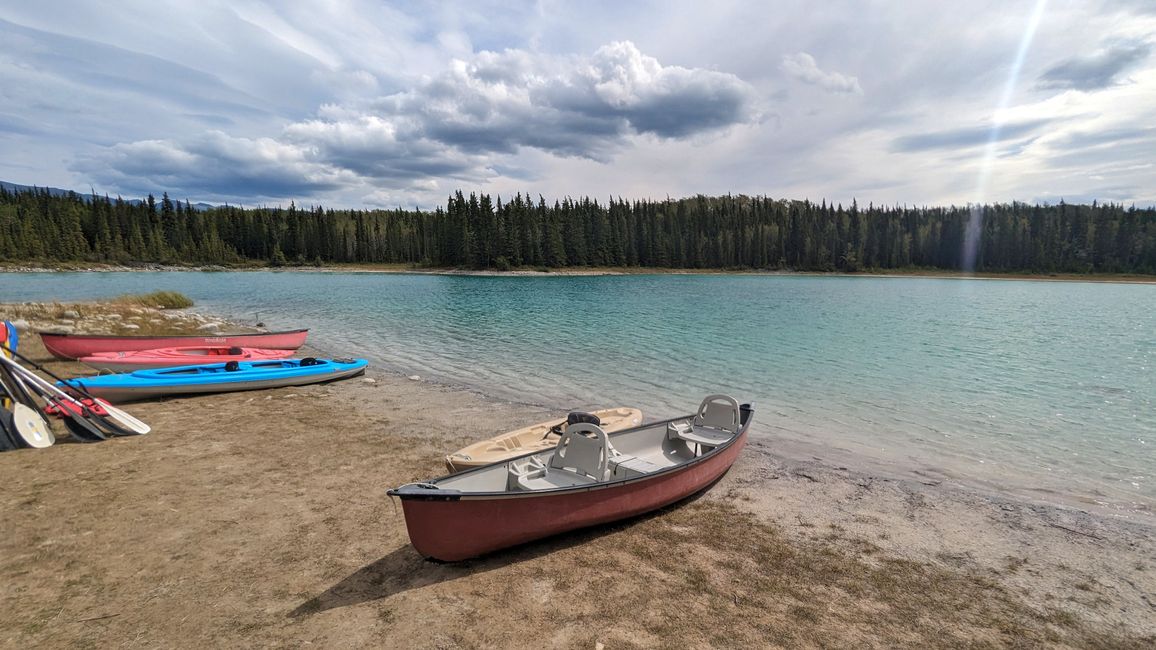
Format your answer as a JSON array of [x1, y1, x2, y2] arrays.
[[110, 290, 194, 309], [0, 292, 229, 338]]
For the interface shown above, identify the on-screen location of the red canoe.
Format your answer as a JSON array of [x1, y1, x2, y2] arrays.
[[40, 329, 309, 360], [78, 346, 296, 372], [389, 395, 752, 561]]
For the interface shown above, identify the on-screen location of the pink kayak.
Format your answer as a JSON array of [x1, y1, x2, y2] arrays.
[[78, 346, 296, 372], [40, 329, 308, 360]]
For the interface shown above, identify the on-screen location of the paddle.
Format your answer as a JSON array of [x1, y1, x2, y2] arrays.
[[45, 397, 112, 418], [0, 374, 20, 450], [0, 362, 53, 447], [0, 346, 150, 435], [20, 384, 110, 442], [62, 417, 112, 442], [543, 420, 567, 440], [0, 357, 38, 411], [542, 411, 603, 440], [0, 408, 19, 451], [10, 402, 54, 448], [0, 359, 121, 439], [0, 356, 110, 441], [0, 321, 11, 410]]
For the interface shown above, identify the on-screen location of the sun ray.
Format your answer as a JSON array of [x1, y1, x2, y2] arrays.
[[963, 0, 1049, 272]]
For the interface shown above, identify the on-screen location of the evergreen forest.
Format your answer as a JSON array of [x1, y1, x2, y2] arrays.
[[1, 186, 1154, 274]]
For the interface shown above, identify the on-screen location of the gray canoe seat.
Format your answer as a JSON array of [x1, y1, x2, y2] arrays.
[[668, 394, 741, 453], [676, 426, 734, 447], [516, 423, 612, 490]]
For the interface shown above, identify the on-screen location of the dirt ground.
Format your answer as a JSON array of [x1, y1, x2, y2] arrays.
[[0, 303, 1153, 649]]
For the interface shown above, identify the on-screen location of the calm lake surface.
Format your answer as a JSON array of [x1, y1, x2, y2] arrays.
[[3, 272, 1153, 516]]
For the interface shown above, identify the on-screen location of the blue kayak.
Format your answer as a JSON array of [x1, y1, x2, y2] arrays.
[[60, 358, 368, 402]]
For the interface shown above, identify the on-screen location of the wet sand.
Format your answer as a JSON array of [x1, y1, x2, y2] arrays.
[[0, 303, 1153, 648]]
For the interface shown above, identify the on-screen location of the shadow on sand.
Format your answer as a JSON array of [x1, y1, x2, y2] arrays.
[[290, 489, 716, 617]]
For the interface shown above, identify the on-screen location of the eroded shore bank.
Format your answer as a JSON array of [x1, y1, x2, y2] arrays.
[[0, 301, 1152, 648]]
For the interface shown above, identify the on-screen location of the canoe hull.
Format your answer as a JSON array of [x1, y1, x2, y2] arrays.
[[40, 329, 309, 360], [395, 421, 747, 562]]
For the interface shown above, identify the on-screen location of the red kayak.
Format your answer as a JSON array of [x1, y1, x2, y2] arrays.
[[40, 329, 308, 360], [78, 346, 296, 372]]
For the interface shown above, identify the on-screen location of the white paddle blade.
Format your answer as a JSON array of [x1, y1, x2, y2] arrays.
[[12, 403, 54, 448], [98, 400, 151, 435]]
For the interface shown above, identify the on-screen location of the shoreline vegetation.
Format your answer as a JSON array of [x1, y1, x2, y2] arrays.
[[0, 298, 1153, 647], [2, 260, 1155, 284], [2, 186, 1155, 278]]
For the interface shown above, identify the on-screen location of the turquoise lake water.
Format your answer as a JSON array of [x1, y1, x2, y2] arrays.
[[2, 272, 1153, 516]]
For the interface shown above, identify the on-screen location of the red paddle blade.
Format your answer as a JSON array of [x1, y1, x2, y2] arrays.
[[43, 397, 111, 418]]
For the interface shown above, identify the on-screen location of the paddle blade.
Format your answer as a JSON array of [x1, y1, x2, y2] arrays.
[[12, 403, 54, 448], [0, 410, 19, 450], [91, 398, 150, 435], [44, 398, 111, 419], [62, 416, 108, 442]]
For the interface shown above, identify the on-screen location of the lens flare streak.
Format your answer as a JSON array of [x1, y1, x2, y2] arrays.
[[964, 0, 1049, 272]]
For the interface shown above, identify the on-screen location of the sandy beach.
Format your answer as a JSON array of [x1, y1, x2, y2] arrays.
[[0, 302, 1153, 648]]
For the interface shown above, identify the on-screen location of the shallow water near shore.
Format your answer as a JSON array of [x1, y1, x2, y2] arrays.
[[3, 271, 1152, 517]]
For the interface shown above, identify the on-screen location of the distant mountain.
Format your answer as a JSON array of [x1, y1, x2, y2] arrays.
[[0, 180, 216, 211], [0, 180, 83, 199]]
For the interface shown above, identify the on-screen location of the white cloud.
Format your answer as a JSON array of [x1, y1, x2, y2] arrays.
[[74, 132, 358, 201], [780, 52, 862, 95], [78, 40, 760, 199], [1037, 41, 1151, 89], [1, 1, 1155, 208]]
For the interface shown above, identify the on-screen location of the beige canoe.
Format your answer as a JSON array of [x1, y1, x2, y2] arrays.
[[444, 407, 643, 473]]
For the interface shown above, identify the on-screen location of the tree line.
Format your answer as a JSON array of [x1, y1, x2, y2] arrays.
[[1, 185, 1154, 273]]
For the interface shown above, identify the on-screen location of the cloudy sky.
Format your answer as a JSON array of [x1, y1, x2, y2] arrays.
[[1, 0, 1154, 209]]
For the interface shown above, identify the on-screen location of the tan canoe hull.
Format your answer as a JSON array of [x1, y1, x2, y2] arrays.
[[445, 407, 643, 473]]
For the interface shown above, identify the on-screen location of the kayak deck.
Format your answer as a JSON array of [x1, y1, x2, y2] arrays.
[[80, 346, 294, 372], [445, 407, 643, 472], [61, 358, 368, 402]]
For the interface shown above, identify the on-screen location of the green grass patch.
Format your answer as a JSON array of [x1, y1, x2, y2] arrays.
[[112, 291, 193, 309]]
